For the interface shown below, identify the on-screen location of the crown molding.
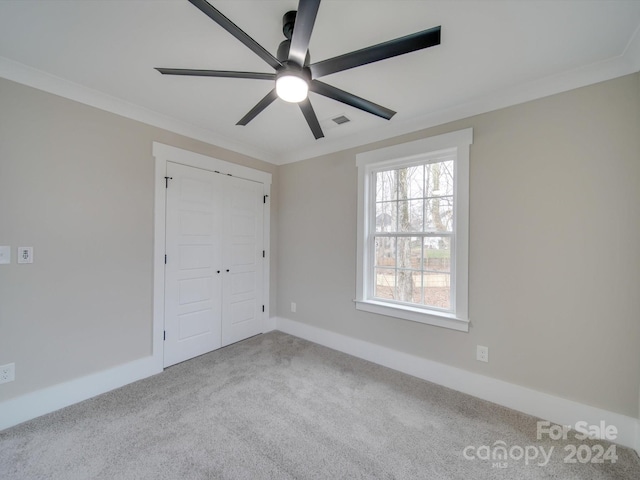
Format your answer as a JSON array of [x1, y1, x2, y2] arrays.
[[0, 56, 277, 164], [275, 47, 640, 165], [1, 38, 638, 168]]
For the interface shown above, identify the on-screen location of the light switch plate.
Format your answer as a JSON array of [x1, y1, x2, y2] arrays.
[[17, 246, 33, 264], [0, 246, 10, 264]]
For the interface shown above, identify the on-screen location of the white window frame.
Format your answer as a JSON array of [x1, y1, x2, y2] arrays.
[[355, 128, 472, 332]]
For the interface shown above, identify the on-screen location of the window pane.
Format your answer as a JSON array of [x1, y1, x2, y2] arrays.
[[374, 268, 396, 300], [397, 166, 412, 203], [425, 196, 453, 232], [422, 273, 451, 309], [396, 236, 422, 270], [397, 269, 421, 303], [397, 165, 424, 199], [397, 199, 424, 232], [375, 201, 396, 232], [374, 237, 396, 268], [423, 237, 451, 272], [426, 160, 454, 197], [376, 170, 397, 202], [410, 236, 423, 269]]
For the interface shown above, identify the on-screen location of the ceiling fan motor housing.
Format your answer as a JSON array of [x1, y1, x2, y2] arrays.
[[276, 63, 311, 85], [277, 40, 311, 66], [282, 11, 296, 39], [278, 11, 310, 66]]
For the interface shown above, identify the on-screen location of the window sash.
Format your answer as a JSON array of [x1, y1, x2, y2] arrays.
[[365, 198, 456, 314]]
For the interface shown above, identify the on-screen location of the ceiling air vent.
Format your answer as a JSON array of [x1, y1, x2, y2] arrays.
[[331, 115, 351, 125]]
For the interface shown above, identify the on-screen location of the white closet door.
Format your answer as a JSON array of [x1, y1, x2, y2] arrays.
[[164, 162, 222, 367], [221, 175, 264, 346]]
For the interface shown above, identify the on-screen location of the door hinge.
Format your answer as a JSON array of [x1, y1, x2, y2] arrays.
[[164, 176, 173, 188], [163, 330, 166, 341], [262, 250, 265, 258], [164, 254, 167, 264], [263, 195, 269, 204], [262, 305, 265, 313]]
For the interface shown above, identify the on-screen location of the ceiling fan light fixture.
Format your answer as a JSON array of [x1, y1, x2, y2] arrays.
[[156, 1, 440, 138], [276, 68, 309, 103]]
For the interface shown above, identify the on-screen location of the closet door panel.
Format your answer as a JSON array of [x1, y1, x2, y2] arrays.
[[221, 176, 264, 346], [164, 162, 223, 367]]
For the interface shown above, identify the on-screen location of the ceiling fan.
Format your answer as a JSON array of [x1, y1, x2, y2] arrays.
[[156, 0, 441, 139]]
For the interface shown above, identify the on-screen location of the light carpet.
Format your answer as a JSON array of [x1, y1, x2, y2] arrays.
[[1, 331, 639, 479]]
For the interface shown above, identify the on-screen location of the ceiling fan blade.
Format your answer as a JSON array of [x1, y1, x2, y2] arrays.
[[188, 0, 282, 70], [156, 68, 275, 80], [288, 0, 321, 67], [237, 89, 278, 126], [310, 25, 441, 78], [299, 98, 324, 139], [310, 80, 396, 120]]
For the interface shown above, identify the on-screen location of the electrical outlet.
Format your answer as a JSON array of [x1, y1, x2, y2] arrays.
[[291, 302, 297, 313], [476, 345, 489, 363], [0, 363, 15, 384]]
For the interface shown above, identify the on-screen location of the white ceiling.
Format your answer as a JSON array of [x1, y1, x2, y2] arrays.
[[0, 0, 639, 165]]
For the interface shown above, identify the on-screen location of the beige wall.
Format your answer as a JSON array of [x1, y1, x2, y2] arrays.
[[1, 71, 638, 418], [0, 77, 278, 402], [277, 73, 640, 417]]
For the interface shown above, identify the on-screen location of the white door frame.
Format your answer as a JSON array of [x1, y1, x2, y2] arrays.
[[152, 142, 272, 369]]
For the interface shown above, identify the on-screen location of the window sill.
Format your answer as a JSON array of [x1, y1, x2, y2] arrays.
[[355, 299, 469, 332]]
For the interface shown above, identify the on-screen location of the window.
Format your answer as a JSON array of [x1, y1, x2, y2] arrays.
[[356, 129, 472, 331]]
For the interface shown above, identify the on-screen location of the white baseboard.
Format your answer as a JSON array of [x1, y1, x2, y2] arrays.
[[275, 317, 639, 451], [264, 316, 278, 332], [0, 355, 162, 431], [2, 321, 638, 453], [0, 315, 279, 432]]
